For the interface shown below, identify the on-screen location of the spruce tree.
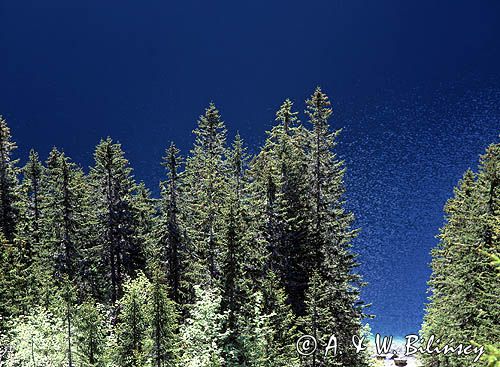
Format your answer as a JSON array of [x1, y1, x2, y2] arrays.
[[301, 87, 367, 367], [4, 151, 44, 317], [17, 149, 44, 261], [43, 148, 89, 283], [0, 117, 19, 243], [0, 233, 27, 328], [422, 142, 500, 367], [242, 290, 297, 367], [480, 253, 500, 367], [148, 269, 179, 367], [241, 291, 272, 367], [115, 273, 151, 367], [249, 99, 311, 315], [90, 138, 144, 304], [155, 142, 186, 304], [58, 276, 77, 367], [74, 300, 107, 367], [258, 271, 299, 367], [301, 271, 335, 367], [219, 133, 250, 366], [182, 103, 228, 286]]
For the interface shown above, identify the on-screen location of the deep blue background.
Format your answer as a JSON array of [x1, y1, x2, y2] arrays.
[[1, 0, 499, 337]]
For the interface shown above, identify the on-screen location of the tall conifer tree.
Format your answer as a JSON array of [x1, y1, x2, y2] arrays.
[[90, 138, 144, 304], [9, 150, 45, 314], [422, 142, 500, 367], [74, 300, 107, 367], [44, 148, 89, 282], [155, 142, 185, 304], [0, 117, 19, 243], [17, 149, 44, 260], [219, 134, 251, 366], [301, 88, 367, 367], [115, 274, 151, 367], [249, 99, 311, 315], [182, 103, 228, 286], [0, 233, 26, 328], [148, 269, 179, 367], [256, 271, 299, 367]]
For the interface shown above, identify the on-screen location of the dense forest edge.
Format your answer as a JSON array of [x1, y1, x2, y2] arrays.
[[0, 87, 498, 367], [421, 138, 499, 367]]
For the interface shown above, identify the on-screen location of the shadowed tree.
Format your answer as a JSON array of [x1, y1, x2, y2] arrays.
[[90, 138, 144, 304], [0, 117, 19, 243], [155, 142, 186, 305], [249, 99, 311, 315]]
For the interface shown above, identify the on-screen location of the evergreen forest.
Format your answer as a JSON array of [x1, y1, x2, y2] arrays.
[[0, 87, 498, 367]]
